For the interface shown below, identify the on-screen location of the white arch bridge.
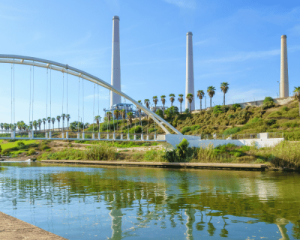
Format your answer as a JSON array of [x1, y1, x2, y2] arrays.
[[0, 54, 182, 142]]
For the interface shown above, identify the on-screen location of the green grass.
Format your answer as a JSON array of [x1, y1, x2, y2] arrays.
[[0, 140, 38, 150]]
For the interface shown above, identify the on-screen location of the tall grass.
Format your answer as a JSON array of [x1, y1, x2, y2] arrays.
[[39, 142, 117, 161]]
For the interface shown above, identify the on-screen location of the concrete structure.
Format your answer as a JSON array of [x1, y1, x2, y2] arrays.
[[161, 133, 284, 149], [0, 212, 66, 240], [110, 16, 121, 107], [185, 32, 195, 111], [280, 35, 289, 98]]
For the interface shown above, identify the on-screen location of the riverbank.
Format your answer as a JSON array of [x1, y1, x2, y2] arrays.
[[41, 160, 267, 171], [0, 212, 66, 240]]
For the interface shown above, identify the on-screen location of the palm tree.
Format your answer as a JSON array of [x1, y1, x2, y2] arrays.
[[127, 112, 133, 127], [106, 112, 112, 132], [38, 119, 42, 131], [161, 95, 166, 112], [153, 96, 158, 112], [120, 109, 126, 121], [186, 93, 194, 113], [294, 87, 300, 116], [197, 90, 205, 111], [137, 100, 142, 121], [169, 94, 175, 107], [61, 113, 66, 131], [29, 121, 33, 130], [51, 118, 55, 131], [220, 82, 229, 105], [114, 110, 120, 131], [56, 116, 61, 129], [144, 99, 150, 109], [95, 115, 100, 132], [66, 114, 71, 129], [47, 117, 51, 130], [42, 118, 46, 132], [0, 123, 3, 132], [207, 86, 216, 108], [178, 94, 184, 113], [33, 120, 38, 130]]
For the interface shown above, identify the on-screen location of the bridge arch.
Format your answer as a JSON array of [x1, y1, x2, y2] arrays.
[[0, 54, 181, 135]]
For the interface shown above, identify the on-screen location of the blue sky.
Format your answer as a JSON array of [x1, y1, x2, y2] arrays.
[[0, 0, 299, 125]]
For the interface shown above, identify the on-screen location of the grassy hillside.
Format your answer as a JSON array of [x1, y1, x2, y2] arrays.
[[87, 98, 300, 140]]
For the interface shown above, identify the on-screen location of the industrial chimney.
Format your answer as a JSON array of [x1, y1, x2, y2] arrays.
[[110, 16, 121, 107], [280, 35, 289, 98], [185, 32, 195, 111]]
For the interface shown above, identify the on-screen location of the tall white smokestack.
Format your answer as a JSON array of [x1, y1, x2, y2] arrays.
[[110, 16, 121, 107], [280, 35, 289, 98], [185, 32, 195, 111]]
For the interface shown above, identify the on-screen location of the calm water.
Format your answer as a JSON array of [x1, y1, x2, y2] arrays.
[[1, 163, 300, 239]]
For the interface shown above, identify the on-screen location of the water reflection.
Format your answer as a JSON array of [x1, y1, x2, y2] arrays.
[[0, 163, 300, 239]]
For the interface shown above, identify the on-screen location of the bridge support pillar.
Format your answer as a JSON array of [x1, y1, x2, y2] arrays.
[[98, 132, 101, 140], [120, 134, 123, 140], [49, 131, 52, 139], [66, 132, 69, 139], [82, 133, 85, 140], [113, 133, 116, 140], [92, 133, 95, 139], [134, 135, 136, 140], [127, 133, 130, 140]]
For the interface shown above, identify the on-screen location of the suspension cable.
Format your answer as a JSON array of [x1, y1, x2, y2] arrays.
[[29, 66, 32, 127], [62, 72, 64, 116], [32, 62, 35, 124], [78, 76, 80, 132], [46, 68, 48, 121], [82, 78, 84, 132], [93, 83, 95, 133]]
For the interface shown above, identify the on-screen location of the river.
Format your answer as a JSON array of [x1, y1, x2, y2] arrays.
[[0, 162, 299, 239]]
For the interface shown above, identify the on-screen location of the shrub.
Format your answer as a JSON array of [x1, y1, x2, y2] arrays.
[[263, 97, 274, 104], [282, 106, 289, 111], [266, 119, 276, 126], [227, 114, 235, 119], [149, 128, 157, 133], [213, 105, 223, 114], [191, 125, 201, 131], [165, 106, 179, 119], [231, 104, 241, 111], [27, 149, 36, 156], [129, 125, 142, 134], [17, 141, 25, 149], [181, 126, 191, 134], [155, 109, 164, 118], [223, 127, 241, 136]]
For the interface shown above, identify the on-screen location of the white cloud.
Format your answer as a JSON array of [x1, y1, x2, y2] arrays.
[[164, 0, 196, 10]]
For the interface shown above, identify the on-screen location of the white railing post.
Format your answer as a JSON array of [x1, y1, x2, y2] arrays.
[[107, 133, 109, 140], [31, 131, 34, 139], [11, 130, 15, 139], [127, 133, 130, 140], [134, 134, 136, 140], [49, 131, 52, 139], [120, 134, 123, 140], [98, 132, 101, 140], [92, 133, 95, 139], [147, 135, 149, 141], [61, 132, 64, 139], [154, 133, 157, 141], [113, 133, 116, 140], [66, 132, 69, 139], [77, 133, 80, 139], [45, 132, 48, 138], [82, 133, 85, 140], [141, 134, 144, 141]]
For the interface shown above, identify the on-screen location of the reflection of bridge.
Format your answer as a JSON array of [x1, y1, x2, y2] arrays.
[[0, 55, 182, 142]]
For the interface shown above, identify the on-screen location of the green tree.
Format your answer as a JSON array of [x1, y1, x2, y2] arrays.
[[42, 118, 46, 132], [155, 109, 164, 118], [33, 120, 38, 130], [66, 114, 71, 129], [144, 99, 150, 109], [169, 94, 175, 107], [127, 112, 133, 127], [61, 113, 66, 131], [47, 117, 51, 129], [294, 87, 300, 116], [197, 90, 205, 111], [207, 86, 216, 108], [38, 119, 42, 131], [220, 82, 229, 105], [0, 145, 2, 157], [178, 94, 184, 113], [186, 93, 193, 113]]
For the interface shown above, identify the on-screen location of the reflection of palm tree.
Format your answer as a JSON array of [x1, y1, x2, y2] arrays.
[[276, 218, 290, 240], [185, 208, 196, 240], [207, 215, 216, 236], [219, 216, 228, 238]]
